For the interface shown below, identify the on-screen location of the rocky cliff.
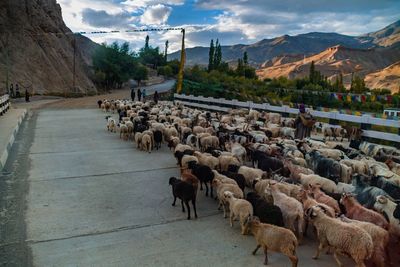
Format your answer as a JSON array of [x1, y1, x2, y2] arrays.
[[0, 0, 97, 95]]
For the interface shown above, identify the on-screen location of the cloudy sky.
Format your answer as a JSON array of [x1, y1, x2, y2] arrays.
[[59, 0, 400, 52]]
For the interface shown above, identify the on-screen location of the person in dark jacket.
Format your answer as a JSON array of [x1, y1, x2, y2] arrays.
[[294, 104, 314, 139], [25, 89, 30, 102], [137, 88, 142, 102], [153, 91, 159, 104], [9, 84, 14, 97], [131, 88, 135, 102], [119, 108, 127, 123], [15, 83, 20, 98], [142, 88, 147, 103]]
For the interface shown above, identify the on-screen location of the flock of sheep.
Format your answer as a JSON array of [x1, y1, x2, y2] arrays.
[[99, 98, 400, 267]]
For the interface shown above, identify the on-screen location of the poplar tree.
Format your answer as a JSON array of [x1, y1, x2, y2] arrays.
[[243, 52, 248, 65], [208, 39, 215, 71]]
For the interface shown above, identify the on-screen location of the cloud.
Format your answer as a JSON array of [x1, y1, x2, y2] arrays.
[[59, 0, 400, 52], [196, 0, 400, 39], [121, 0, 184, 12], [82, 8, 135, 28], [140, 4, 172, 25]]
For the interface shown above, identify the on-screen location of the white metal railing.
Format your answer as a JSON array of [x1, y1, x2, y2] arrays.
[[174, 94, 400, 143], [0, 94, 10, 116]]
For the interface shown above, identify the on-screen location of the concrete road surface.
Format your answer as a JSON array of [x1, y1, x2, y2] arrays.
[[2, 107, 353, 267]]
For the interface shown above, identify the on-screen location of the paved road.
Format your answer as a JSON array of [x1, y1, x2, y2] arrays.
[[143, 79, 175, 95], [2, 107, 353, 267]]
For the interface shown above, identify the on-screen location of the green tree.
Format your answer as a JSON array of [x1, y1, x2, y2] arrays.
[[244, 66, 256, 79], [208, 39, 215, 71], [139, 43, 165, 69], [350, 74, 368, 93], [214, 39, 222, 69], [92, 42, 138, 89], [236, 58, 244, 76], [133, 65, 148, 86], [309, 61, 315, 83], [164, 40, 169, 63], [243, 52, 248, 65], [145, 35, 150, 50]]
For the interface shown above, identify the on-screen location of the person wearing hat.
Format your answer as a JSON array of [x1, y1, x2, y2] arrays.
[[294, 104, 315, 139]]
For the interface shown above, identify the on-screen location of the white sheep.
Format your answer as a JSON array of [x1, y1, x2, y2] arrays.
[[212, 170, 238, 186], [238, 166, 265, 187], [107, 117, 117, 133], [265, 183, 304, 243], [134, 132, 143, 149], [140, 133, 153, 153], [181, 155, 198, 170], [340, 215, 390, 267], [243, 216, 298, 267], [306, 205, 373, 267], [223, 191, 253, 234], [374, 195, 400, 237], [194, 151, 219, 170], [212, 179, 243, 218], [218, 155, 240, 172], [299, 173, 337, 193]]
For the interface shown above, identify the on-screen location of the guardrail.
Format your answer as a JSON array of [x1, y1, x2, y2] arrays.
[[0, 94, 10, 116], [174, 94, 400, 144]]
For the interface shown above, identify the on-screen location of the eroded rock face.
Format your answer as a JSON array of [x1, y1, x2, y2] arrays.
[[0, 0, 97, 94]]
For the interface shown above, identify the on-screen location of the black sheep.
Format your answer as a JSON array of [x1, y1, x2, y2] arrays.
[[174, 149, 194, 166], [221, 171, 246, 192], [153, 130, 163, 150], [246, 192, 284, 227], [169, 177, 197, 220], [352, 174, 392, 209], [187, 161, 214, 197], [370, 176, 400, 200], [394, 203, 400, 220], [306, 151, 341, 184], [257, 155, 284, 174], [227, 164, 240, 173]]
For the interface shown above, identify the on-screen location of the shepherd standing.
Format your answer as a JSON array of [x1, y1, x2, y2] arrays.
[[294, 104, 315, 139]]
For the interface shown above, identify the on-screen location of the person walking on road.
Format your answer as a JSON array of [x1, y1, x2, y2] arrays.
[[9, 84, 14, 98], [137, 88, 142, 102], [25, 88, 30, 102], [131, 88, 135, 102], [15, 83, 20, 98], [142, 89, 147, 103], [153, 91, 159, 104]]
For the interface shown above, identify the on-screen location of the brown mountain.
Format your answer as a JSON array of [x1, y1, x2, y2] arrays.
[[256, 44, 400, 87], [170, 20, 400, 67], [365, 61, 400, 93], [360, 20, 400, 47], [0, 0, 97, 94]]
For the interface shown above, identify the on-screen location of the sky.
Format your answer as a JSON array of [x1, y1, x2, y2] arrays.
[[58, 0, 400, 52]]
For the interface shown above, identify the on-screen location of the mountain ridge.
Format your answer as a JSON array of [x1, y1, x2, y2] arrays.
[[170, 20, 400, 66]]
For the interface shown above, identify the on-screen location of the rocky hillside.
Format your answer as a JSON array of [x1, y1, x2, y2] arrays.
[[170, 20, 400, 67], [360, 20, 400, 47], [0, 0, 97, 94], [256, 45, 400, 86], [365, 61, 400, 93]]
